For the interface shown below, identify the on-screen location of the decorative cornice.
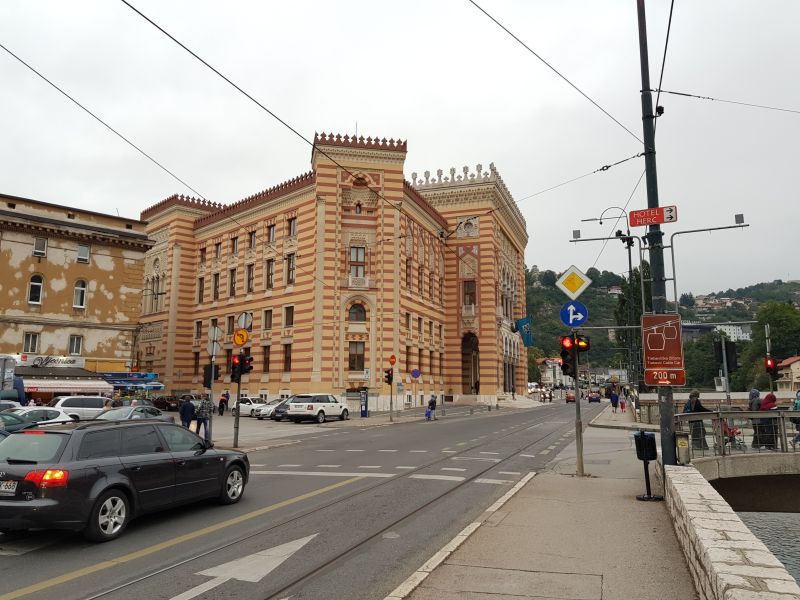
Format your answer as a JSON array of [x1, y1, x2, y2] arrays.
[[0, 213, 153, 251], [314, 132, 407, 153], [141, 194, 222, 221], [193, 172, 315, 230], [403, 181, 449, 229]]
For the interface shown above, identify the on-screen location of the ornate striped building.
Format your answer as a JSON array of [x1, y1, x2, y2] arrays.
[[137, 133, 528, 407]]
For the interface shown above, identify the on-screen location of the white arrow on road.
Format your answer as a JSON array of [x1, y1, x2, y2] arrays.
[[567, 304, 584, 324], [170, 534, 317, 600]]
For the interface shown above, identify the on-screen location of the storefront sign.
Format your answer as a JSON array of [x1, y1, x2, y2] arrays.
[[12, 354, 86, 368]]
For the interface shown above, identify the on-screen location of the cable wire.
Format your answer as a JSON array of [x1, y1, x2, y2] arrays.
[[0, 41, 208, 201], [654, 0, 675, 134], [466, 0, 643, 144], [591, 169, 646, 269], [655, 89, 800, 116]]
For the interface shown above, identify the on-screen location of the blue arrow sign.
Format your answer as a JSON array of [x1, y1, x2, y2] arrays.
[[560, 300, 588, 327]]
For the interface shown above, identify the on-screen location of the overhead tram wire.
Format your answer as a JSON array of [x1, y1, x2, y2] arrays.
[[466, 0, 643, 145], [591, 169, 646, 269], [0, 42, 208, 201], [119, 0, 506, 293], [654, 89, 800, 116], [654, 0, 675, 135]]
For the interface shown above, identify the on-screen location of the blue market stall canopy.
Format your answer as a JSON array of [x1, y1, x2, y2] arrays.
[[101, 372, 164, 391]]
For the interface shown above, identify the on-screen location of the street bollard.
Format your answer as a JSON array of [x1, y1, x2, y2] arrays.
[[634, 430, 664, 502]]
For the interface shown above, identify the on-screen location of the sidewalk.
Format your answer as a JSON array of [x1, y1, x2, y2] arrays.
[[589, 399, 659, 432], [401, 406, 695, 600]]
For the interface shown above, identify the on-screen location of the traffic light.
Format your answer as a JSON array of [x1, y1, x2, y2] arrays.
[[202, 364, 219, 389], [764, 356, 779, 380], [384, 368, 393, 385], [560, 335, 576, 378], [231, 353, 242, 383], [242, 354, 254, 375], [575, 335, 590, 353]]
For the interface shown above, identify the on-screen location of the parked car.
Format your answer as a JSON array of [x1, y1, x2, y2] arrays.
[[0, 421, 249, 541], [48, 396, 107, 420], [588, 391, 602, 403], [565, 391, 576, 403], [0, 400, 22, 412], [254, 398, 285, 420], [4, 407, 76, 425], [0, 412, 37, 433], [152, 395, 181, 412], [231, 396, 267, 417], [287, 394, 349, 424], [119, 397, 155, 408], [98, 406, 174, 423], [271, 399, 292, 422]]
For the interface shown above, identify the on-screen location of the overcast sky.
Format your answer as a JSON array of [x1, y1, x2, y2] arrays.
[[1, 1, 798, 295]]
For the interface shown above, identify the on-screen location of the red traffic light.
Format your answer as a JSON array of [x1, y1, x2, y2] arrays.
[[560, 335, 574, 349], [765, 357, 775, 368], [232, 355, 241, 365]]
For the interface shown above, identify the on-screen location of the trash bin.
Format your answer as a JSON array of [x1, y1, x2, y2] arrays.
[[360, 391, 369, 418], [634, 431, 658, 461]]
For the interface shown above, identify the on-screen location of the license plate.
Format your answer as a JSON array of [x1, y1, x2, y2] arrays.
[[0, 480, 18, 496]]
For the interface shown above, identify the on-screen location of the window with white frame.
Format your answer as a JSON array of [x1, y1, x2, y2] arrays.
[[33, 237, 47, 257], [287, 217, 297, 238], [248, 231, 256, 250], [285, 253, 296, 285], [68, 334, 82, 355], [349, 247, 366, 278], [23, 332, 39, 353], [245, 264, 255, 294], [73, 279, 87, 308], [28, 275, 43, 304], [77, 244, 90, 263], [265, 259, 275, 290]]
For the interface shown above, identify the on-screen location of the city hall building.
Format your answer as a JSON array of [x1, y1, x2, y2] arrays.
[[137, 133, 527, 408]]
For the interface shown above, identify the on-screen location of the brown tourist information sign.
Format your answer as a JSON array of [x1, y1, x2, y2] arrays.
[[641, 314, 686, 386]]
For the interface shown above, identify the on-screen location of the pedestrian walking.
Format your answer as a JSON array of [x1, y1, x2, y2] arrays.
[[196, 396, 214, 441], [790, 391, 800, 447], [683, 389, 711, 450], [759, 392, 778, 450], [610, 390, 619, 413], [427, 394, 437, 421], [179, 398, 196, 428], [748, 389, 762, 448], [619, 392, 626, 413], [103, 398, 113, 410], [218, 393, 228, 416]]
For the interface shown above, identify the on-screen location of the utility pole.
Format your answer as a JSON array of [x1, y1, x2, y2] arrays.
[[636, 0, 676, 466]]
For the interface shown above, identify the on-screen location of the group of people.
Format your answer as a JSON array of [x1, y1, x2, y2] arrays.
[[178, 396, 215, 442], [610, 390, 626, 413], [682, 388, 800, 450]]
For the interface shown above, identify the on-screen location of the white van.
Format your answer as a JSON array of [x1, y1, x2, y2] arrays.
[[48, 396, 107, 420]]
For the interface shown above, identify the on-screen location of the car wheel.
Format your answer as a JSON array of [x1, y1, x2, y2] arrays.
[[219, 465, 245, 505], [69, 414, 80, 421], [84, 489, 130, 542], [316, 411, 326, 424], [340, 409, 349, 421]]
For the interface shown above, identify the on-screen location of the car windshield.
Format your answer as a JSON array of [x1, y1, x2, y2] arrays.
[[291, 396, 313, 403], [98, 408, 133, 420], [0, 413, 25, 426], [0, 432, 68, 463]]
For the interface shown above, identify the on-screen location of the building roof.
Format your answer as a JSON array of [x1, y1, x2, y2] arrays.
[[778, 356, 800, 368], [15, 367, 108, 379], [313, 132, 407, 153]]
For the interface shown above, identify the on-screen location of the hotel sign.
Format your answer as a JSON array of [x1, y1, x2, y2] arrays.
[[12, 354, 86, 368]]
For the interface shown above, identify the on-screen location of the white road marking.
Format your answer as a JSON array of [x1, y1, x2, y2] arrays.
[[251, 470, 393, 478], [520, 454, 536, 458], [346, 449, 364, 452], [451, 456, 500, 463], [547, 445, 557, 450], [409, 474, 465, 482], [441, 467, 466, 472], [395, 466, 416, 469], [409, 450, 428, 453], [379, 449, 398, 452], [248, 464, 265, 467], [441, 450, 457, 453], [475, 478, 513, 485], [278, 464, 302, 468], [358, 466, 381, 469], [456, 442, 467, 446], [479, 451, 499, 455], [540, 449, 551, 455], [499, 471, 521, 475], [315, 449, 335, 452], [317, 465, 340, 468]]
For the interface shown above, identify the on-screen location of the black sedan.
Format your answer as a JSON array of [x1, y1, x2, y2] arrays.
[[97, 406, 174, 423], [152, 395, 180, 411], [271, 399, 291, 421], [0, 421, 249, 540]]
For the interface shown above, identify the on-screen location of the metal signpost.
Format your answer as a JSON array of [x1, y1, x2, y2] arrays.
[[206, 326, 223, 443], [232, 316, 249, 448], [389, 354, 396, 422]]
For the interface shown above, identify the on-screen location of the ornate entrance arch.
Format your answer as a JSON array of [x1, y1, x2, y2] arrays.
[[461, 333, 480, 394]]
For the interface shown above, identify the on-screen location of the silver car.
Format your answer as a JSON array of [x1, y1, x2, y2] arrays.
[[47, 396, 107, 420]]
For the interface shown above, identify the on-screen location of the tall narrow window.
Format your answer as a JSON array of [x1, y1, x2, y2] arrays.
[[28, 275, 43, 304], [348, 304, 366, 322], [418, 267, 424, 295], [418, 317, 423, 338], [348, 342, 365, 371], [429, 275, 434, 299], [285, 253, 296, 285], [73, 280, 87, 308], [231, 237, 239, 255], [245, 264, 255, 293], [228, 268, 237, 297], [23, 332, 39, 353], [69, 334, 83, 356], [197, 277, 204, 303], [463, 280, 476, 305], [439, 352, 443, 378], [263, 345, 271, 373], [77, 244, 90, 263], [284, 305, 295, 327], [226, 315, 235, 335], [226, 349, 233, 373], [193, 352, 200, 376], [287, 217, 297, 237], [430, 350, 435, 376], [199, 248, 207, 264], [349, 247, 366, 278], [265, 259, 275, 290], [405, 312, 411, 331], [406, 260, 412, 290], [212, 273, 220, 301], [248, 231, 256, 250], [214, 242, 222, 259], [267, 224, 276, 243], [195, 321, 202, 339], [33, 237, 47, 257], [283, 343, 292, 373], [263, 309, 273, 330]]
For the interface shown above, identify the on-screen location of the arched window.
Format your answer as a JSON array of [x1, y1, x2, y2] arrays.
[[73, 280, 87, 308], [348, 303, 366, 322], [28, 275, 43, 304], [354, 203, 362, 214]]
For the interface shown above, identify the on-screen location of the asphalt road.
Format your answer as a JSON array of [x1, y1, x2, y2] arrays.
[[0, 401, 602, 600]]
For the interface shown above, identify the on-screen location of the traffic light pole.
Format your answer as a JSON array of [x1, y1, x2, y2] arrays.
[[574, 344, 585, 477], [636, 0, 676, 466], [233, 376, 242, 448]]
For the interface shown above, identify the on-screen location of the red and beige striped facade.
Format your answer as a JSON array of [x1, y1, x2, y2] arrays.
[[136, 134, 528, 407]]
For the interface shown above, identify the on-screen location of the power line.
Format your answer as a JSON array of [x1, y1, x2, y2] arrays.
[[0, 41, 209, 200], [655, 89, 800, 116], [465, 0, 643, 144], [591, 169, 646, 269], [654, 0, 675, 134]]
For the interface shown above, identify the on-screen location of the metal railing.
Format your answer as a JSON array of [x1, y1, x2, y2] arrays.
[[675, 411, 800, 459]]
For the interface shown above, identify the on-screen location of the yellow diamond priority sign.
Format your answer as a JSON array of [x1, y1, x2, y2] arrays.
[[555, 265, 592, 301]]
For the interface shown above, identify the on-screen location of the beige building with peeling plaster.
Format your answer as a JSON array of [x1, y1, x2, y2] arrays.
[[138, 133, 528, 407], [0, 193, 153, 379]]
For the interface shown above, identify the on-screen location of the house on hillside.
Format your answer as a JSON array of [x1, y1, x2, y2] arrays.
[[776, 356, 800, 393]]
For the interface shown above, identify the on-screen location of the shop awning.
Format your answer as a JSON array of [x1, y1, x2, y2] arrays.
[[106, 380, 165, 391], [24, 378, 114, 394]]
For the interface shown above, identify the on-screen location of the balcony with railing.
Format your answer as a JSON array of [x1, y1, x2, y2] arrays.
[[461, 304, 476, 317], [345, 275, 371, 290]]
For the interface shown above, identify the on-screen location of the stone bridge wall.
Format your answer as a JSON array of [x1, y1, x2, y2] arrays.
[[663, 465, 800, 600]]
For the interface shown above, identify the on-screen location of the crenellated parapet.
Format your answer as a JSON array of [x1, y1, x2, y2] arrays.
[[314, 132, 407, 152], [141, 194, 222, 221]]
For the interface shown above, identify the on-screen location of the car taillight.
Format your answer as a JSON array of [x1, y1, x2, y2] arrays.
[[307, 405, 313, 410], [24, 469, 69, 488], [23, 430, 46, 434]]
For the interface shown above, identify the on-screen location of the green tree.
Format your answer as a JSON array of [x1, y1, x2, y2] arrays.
[[539, 270, 557, 287], [679, 292, 695, 308], [614, 261, 652, 351], [527, 347, 545, 382], [683, 332, 719, 389]]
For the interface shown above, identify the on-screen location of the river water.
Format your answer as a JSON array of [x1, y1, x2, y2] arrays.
[[738, 512, 800, 582]]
